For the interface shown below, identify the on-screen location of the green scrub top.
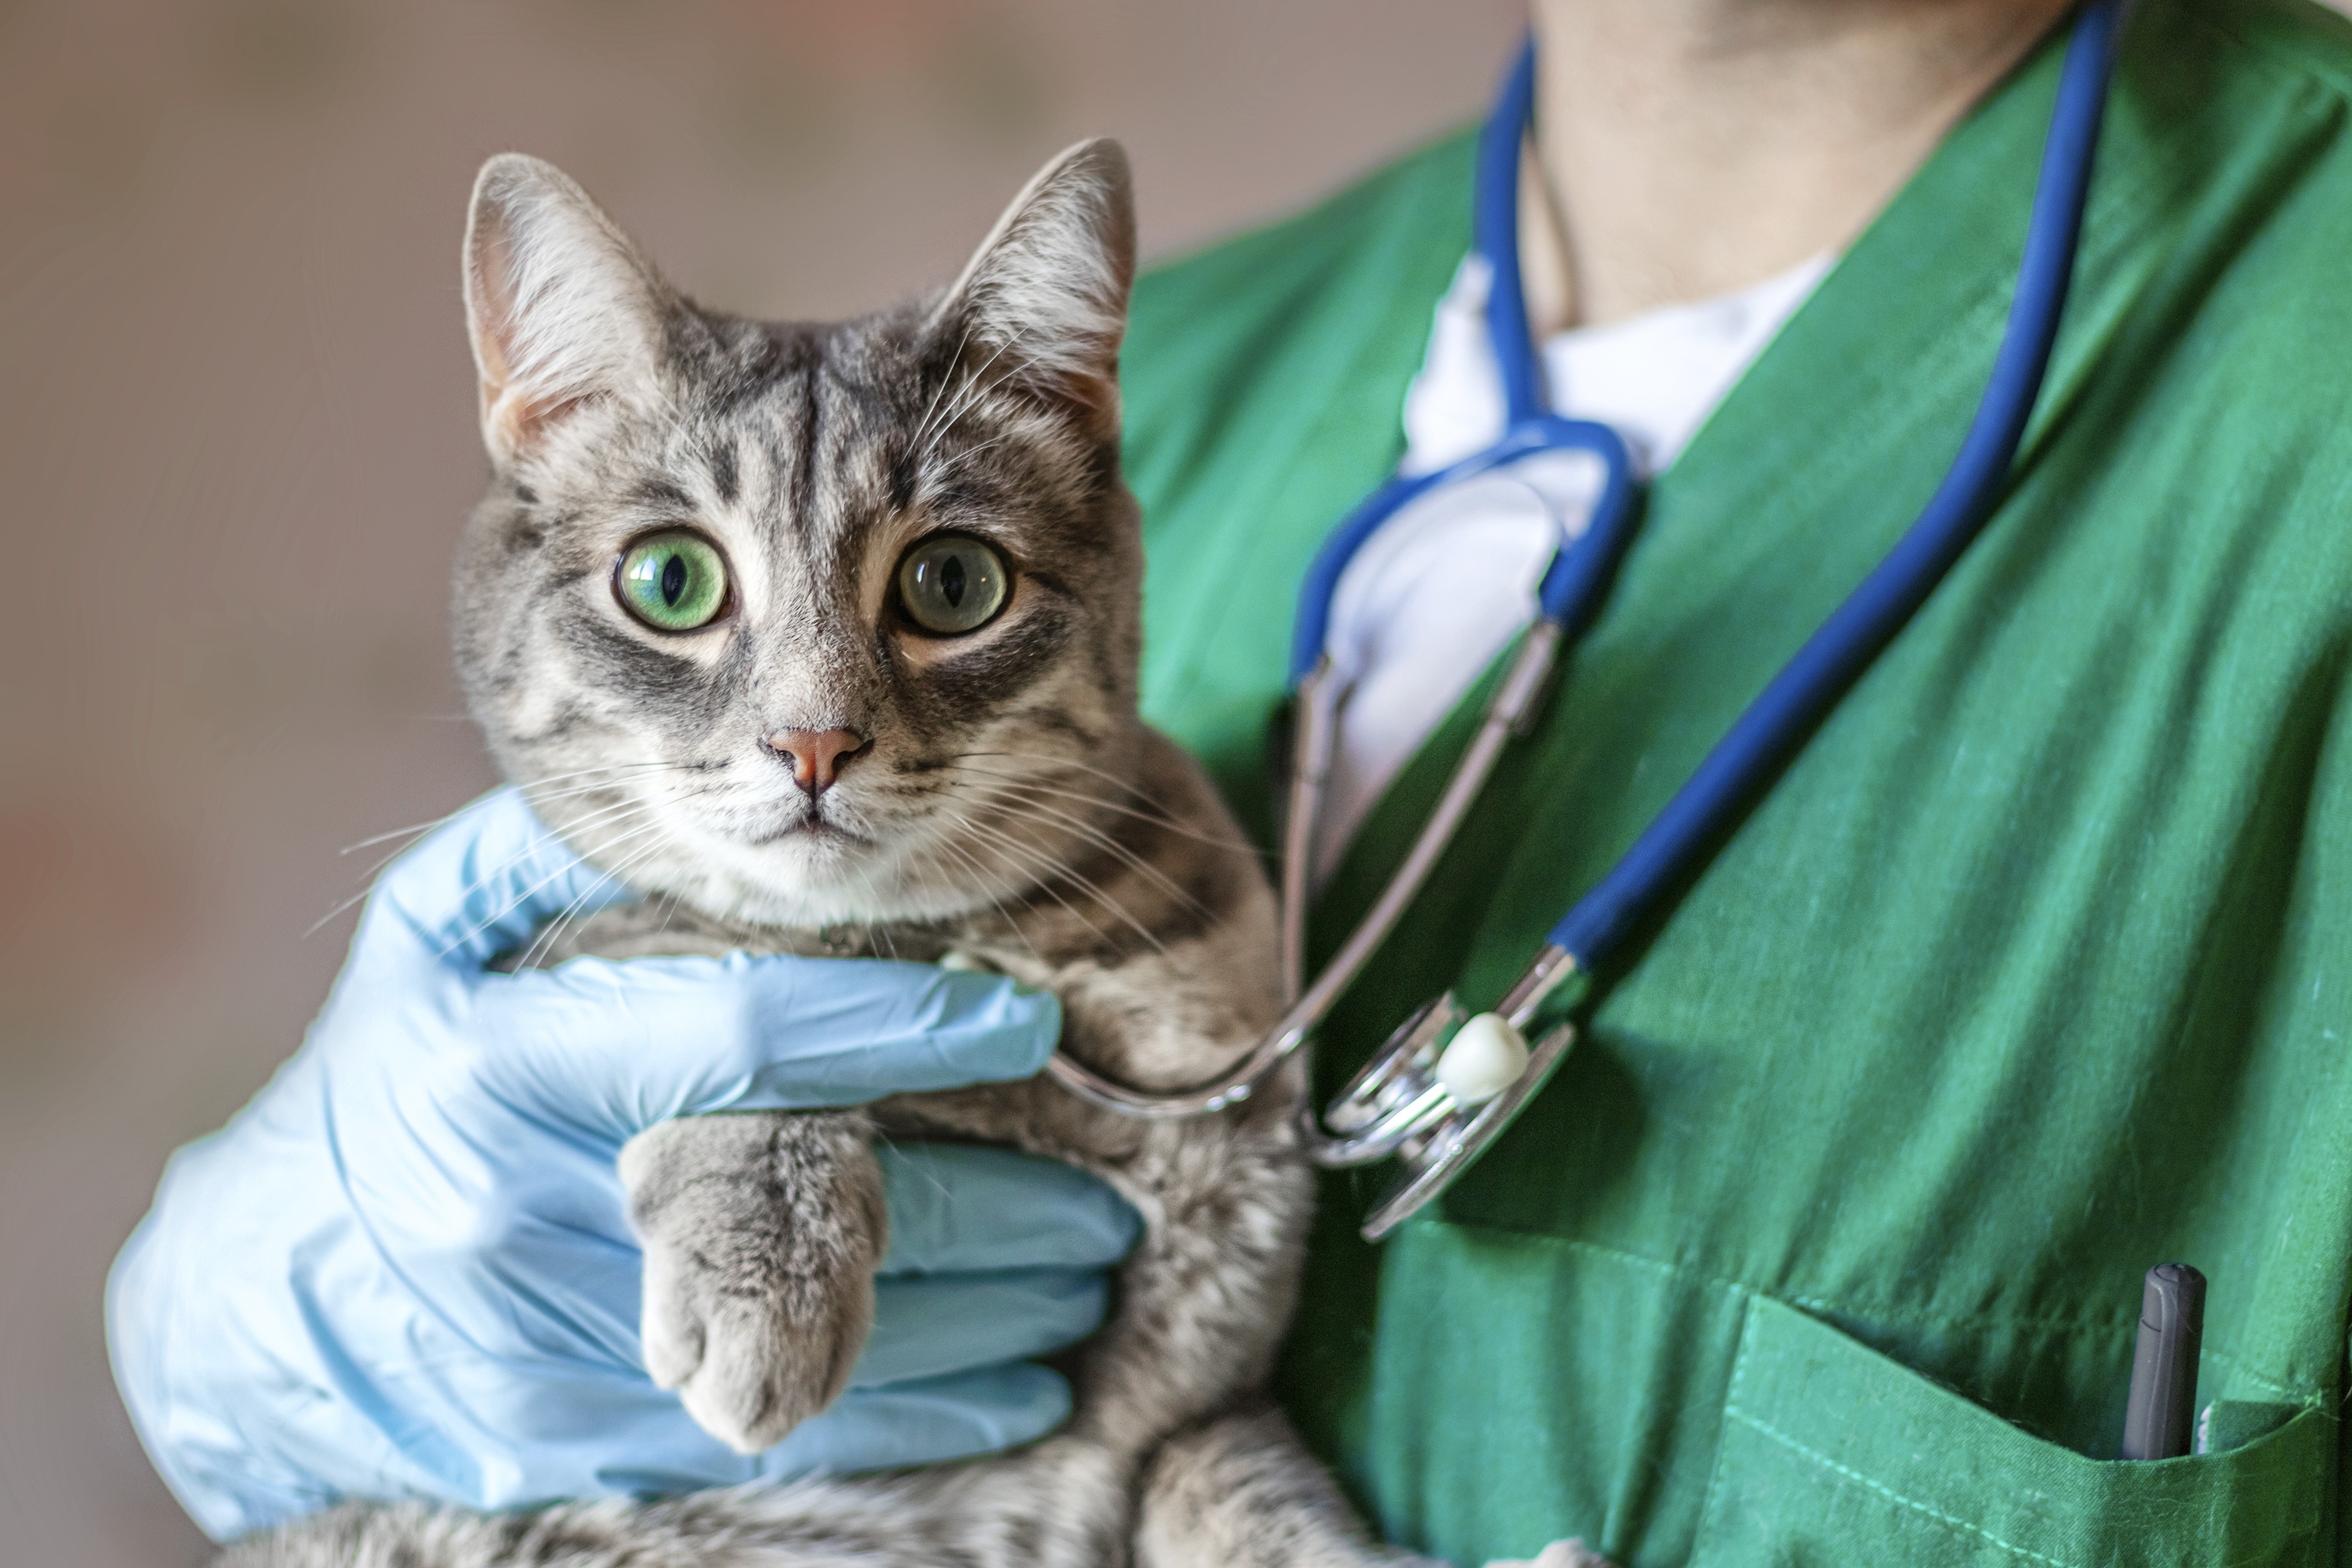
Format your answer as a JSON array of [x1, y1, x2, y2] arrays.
[[1117, 1, 2352, 1563]]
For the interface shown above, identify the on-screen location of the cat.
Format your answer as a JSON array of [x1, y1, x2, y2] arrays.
[[224, 140, 1598, 1568]]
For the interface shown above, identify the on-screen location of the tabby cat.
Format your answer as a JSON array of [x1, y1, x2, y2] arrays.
[[227, 141, 1593, 1568]]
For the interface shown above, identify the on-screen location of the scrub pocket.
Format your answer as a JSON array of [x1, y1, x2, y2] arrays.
[[1689, 1295, 2330, 1567]]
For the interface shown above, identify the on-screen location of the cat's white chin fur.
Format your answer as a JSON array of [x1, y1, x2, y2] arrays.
[[650, 817, 1013, 931]]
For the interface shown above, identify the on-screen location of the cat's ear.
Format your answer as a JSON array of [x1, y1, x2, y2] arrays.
[[463, 154, 672, 465], [930, 138, 1136, 438]]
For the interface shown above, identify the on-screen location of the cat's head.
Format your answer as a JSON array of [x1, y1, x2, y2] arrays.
[[451, 142, 1145, 931]]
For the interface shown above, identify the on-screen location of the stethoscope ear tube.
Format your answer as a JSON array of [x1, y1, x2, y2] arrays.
[[1478, 40, 1544, 429], [1277, 662, 1338, 1005], [1541, 0, 2119, 973]]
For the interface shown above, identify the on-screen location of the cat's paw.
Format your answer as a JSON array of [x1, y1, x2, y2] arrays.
[[1485, 1543, 1614, 1568], [620, 1112, 886, 1453]]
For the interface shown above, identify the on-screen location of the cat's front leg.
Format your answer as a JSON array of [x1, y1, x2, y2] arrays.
[[618, 1111, 885, 1452]]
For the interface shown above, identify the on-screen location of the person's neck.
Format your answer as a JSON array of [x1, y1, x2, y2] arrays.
[[1521, 0, 2076, 331]]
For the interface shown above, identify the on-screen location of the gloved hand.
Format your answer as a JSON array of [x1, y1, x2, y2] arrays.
[[106, 788, 1140, 1543]]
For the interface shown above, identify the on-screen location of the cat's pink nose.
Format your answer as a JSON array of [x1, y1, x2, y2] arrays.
[[765, 727, 868, 797]]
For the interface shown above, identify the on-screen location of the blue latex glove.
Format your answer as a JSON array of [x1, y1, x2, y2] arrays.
[[106, 788, 1140, 1543]]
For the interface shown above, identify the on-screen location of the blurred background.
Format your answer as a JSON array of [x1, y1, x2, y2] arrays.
[[21, 2, 2352, 1563], [0, 0, 1525, 1561]]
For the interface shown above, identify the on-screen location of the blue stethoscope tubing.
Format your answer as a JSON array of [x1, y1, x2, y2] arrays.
[[1548, 0, 2119, 970], [1287, 41, 1636, 687], [1044, 0, 2123, 1231]]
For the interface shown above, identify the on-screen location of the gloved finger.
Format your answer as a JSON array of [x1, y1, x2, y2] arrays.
[[851, 1267, 1111, 1388], [359, 787, 629, 972], [876, 1142, 1141, 1275], [469, 954, 1060, 1140], [760, 1363, 1073, 1478]]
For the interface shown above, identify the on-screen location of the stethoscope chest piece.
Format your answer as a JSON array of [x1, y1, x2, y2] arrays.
[[1308, 986, 1579, 1240]]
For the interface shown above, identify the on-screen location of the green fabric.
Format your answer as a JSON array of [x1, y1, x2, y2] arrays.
[[1119, 0, 2352, 1563]]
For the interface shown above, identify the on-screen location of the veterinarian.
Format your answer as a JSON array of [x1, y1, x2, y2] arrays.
[[112, 0, 2352, 1562]]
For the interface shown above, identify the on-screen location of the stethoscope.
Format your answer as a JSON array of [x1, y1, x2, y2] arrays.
[[1047, 0, 2123, 1239]]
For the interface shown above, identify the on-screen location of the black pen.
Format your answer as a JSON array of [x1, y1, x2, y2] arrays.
[[2120, 1263, 2205, 1460]]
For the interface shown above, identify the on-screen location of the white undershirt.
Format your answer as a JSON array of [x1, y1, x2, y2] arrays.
[[1313, 249, 1835, 881]]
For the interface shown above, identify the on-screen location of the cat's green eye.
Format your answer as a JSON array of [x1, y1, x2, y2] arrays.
[[897, 534, 1009, 636], [616, 530, 729, 631]]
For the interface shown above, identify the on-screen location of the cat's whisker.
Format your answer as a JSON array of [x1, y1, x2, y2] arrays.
[[917, 333, 1049, 467], [911, 349, 1014, 466], [940, 765, 1262, 855], [926, 429, 1020, 484], [923, 326, 1027, 440], [336, 763, 687, 860], [912, 830, 1043, 959], [546, 830, 677, 956], [348, 780, 663, 893], [930, 351, 1054, 467], [954, 814, 1165, 954], [934, 804, 1044, 907], [305, 881, 392, 939], [511, 760, 696, 790], [340, 817, 467, 857], [515, 821, 676, 971], [537, 793, 670, 832], [967, 791, 1218, 925], [453, 825, 657, 965], [951, 775, 1186, 892], [336, 784, 610, 873], [909, 842, 970, 930], [433, 806, 663, 961], [465, 798, 665, 904], [943, 820, 1114, 950], [925, 831, 1048, 961], [519, 764, 703, 812], [942, 749, 1202, 821], [569, 815, 675, 880], [325, 765, 684, 892], [516, 780, 656, 812], [432, 852, 602, 961], [645, 891, 684, 942], [315, 792, 653, 939], [507, 761, 695, 805], [906, 319, 979, 453]]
